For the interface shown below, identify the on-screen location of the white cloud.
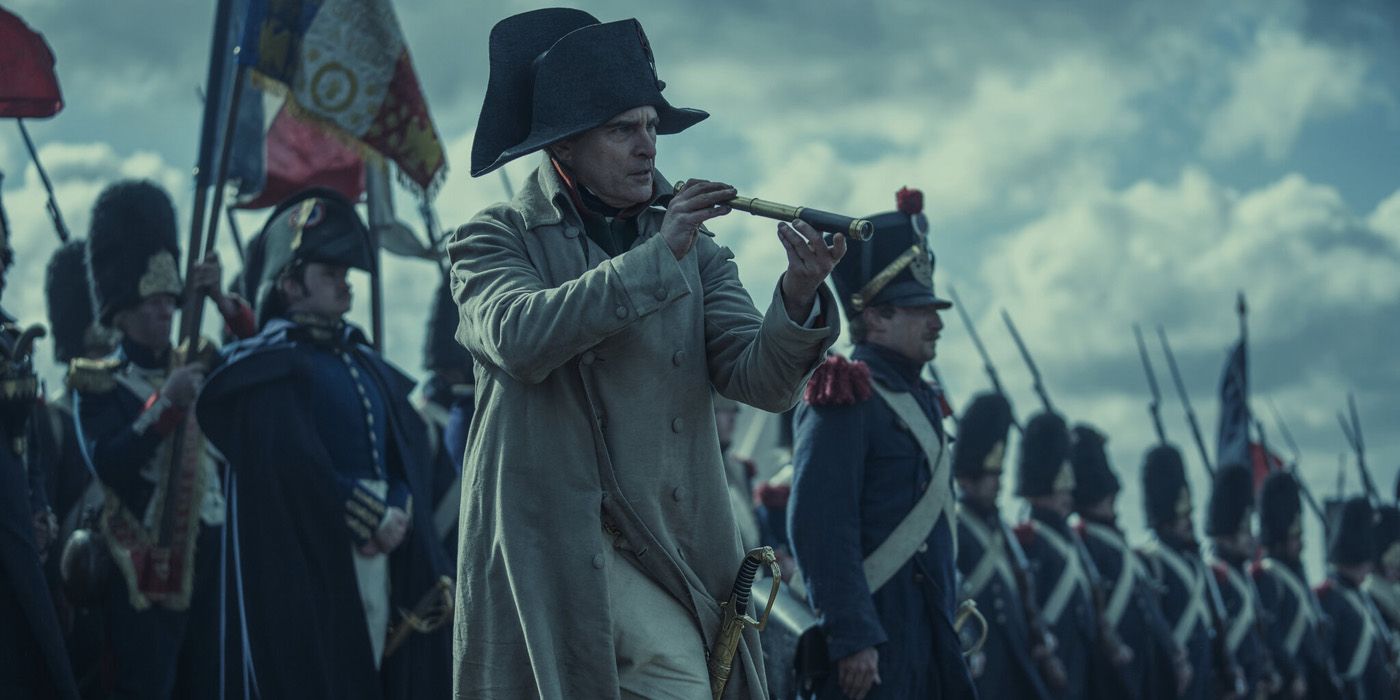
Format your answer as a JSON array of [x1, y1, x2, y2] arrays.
[[1203, 28, 1370, 160]]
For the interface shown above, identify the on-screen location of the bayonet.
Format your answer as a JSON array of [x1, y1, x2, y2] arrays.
[[1255, 417, 1328, 532], [1001, 310, 1054, 414], [948, 287, 1018, 430], [1133, 324, 1167, 444], [1156, 326, 1216, 478], [1338, 395, 1379, 503]]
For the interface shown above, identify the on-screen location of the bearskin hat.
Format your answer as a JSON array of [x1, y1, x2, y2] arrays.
[[45, 240, 113, 362], [1070, 424, 1120, 511], [1142, 444, 1192, 529], [953, 393, 1014, 479], [1205, 463, 1255, 538], [86, 180, 182, 326], [424, 274, 471, 374], [1258, 471, 1302, 549], [1016, 411, 1073, 498], [1329, 496, 1376, 567], [1374, 505, 1400, 571]]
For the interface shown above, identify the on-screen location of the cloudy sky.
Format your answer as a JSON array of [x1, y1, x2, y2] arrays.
[[3, 0, 1397, 566]]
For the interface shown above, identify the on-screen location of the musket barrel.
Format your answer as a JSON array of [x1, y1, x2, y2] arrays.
[[674, 183, 875, 241]]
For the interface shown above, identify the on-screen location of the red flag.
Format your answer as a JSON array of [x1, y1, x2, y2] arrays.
[[1249, 442, 1284, 493], [236, 104, 365, 210], [0, 8, 63, 118]]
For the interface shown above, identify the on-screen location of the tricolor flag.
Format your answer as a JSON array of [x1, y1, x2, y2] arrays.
[[0, 7, 63, 118], [238, 0, 446, 193], [1216, 337, 1251, 470], [234, 102, 366, 209]]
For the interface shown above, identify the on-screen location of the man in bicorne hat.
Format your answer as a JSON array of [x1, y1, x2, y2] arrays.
[[1203, 463, 1281, 696], [197, 189, 452, 699], [1315, 497, 1397, 698], [449, 8, 842, 699], [1252, 471, 1342, 698], [954, 392, 1056, 700], [72, 180, 253, 698], [1012, 411, 1104, 699], [1069, 424, 1187, 699], [1137, 444, 1219, 699], [788, 187, 976, 699]]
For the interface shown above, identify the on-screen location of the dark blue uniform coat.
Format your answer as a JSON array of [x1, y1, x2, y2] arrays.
[[1315, 575, 1392, 700], [788, 344, 975, 699], [1016, 509, 1098, 700], [1140, 533, 1215, 700], [1210, 553, 1274, 695], [1252, 557, 1341, 699]]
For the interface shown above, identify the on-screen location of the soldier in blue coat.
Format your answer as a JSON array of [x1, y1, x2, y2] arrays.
[[1204, 464, 1282, 696], [1316, 497, 1397, 699], [954, 392, 1056, 700], [1013, 411, 1106, 699], [1069, 424, 1186, 699], [1251, 471, 1342, 698], [788, 187, 976, 700]]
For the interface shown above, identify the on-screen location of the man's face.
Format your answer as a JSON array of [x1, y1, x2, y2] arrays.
[[714, 405, 739, 452], [1169, 512, 1195, 541], [958, 473, 1001, 510], [865, 304, 944, 363], [115, 294, 176, 352], [553, 105, 659, 209], [1082, 493, 1117, 522], [284, 262, 352, 319]]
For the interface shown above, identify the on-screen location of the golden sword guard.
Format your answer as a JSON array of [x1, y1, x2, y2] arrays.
[[709, 547, 781, 700], [384, 576, 455, 658], [954, 598, 990, 658]]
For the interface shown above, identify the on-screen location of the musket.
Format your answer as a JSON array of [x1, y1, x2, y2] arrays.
[[1155, 326, 1216, 478], [1133, 324, 1166, 444], [1262, 401, 1329, 531], [927, 365, 958, 428], [1001, 310, 1054, 414], [949, 287, 1019, 431], [1336, 394, 1380, 503], [999, 521, 1068, 690], [15, 123, 71, 242], [672, 181, 874, 241]]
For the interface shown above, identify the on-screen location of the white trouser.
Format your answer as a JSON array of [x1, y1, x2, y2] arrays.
[[607, 544, 711, 699]]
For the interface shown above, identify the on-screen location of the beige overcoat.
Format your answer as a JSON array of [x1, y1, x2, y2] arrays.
[[447, 161, 838, 699]]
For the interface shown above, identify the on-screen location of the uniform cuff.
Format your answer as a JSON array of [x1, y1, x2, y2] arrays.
[[607, 233, 693, 320]]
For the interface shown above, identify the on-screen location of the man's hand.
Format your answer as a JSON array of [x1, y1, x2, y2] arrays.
[[660, 180, 734, 260], [372, 506, 410, 554], [189, 253, 225, 305], [778, 220, 846, 322], [836, 646, 880, 700], [161, 363, 206, 409]]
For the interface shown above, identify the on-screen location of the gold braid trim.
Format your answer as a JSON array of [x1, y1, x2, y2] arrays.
[[851, 245, 924, 311], [67, 358, 121, 393]]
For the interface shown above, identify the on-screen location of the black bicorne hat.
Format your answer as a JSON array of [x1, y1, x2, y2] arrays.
[[953, 393, 1014, 479], [1016, 411, 1073, 498], [1142, 444, 1192, 529], [1329, 496, 1375, 567], [1205, 463, 1255, 538], [250, 188, 373, 326], [87, 180, 183, 326], [1069, 424, 1120, 511], [1374, 505, 1400, 571], [831, 187, 951, 321], [424, 274, 472, 374], [46, 240, 114, 362], [470, 9, 707, 177], [1257, 471, 1302, 549]]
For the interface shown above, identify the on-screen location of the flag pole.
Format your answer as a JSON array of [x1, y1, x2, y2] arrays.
[[15, 120, 70, 243], [365, 159, 390, 350]]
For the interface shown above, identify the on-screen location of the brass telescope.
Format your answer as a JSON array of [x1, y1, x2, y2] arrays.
[[673, 181, 875, 241]]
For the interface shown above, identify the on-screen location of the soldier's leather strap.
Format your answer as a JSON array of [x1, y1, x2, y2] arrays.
[[1148, 541, 1210, 646], [957, 508, 1016, 601], [1339, 587, 1378, 681], [1210, 557, 1258, 655], [1261, 558, 1316, 658], [1031, 521, 1091, 626], [1083, 522, 1139, 629]]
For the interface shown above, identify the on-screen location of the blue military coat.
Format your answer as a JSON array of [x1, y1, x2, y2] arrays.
[[1140, 532, 1216, 699], [957, 501, 1052, 700], [1315, 574, 1393, 700], [1016, 508, 1097, 699], [788, 343, 975, 699], [1252, 557, 1340, 698], [1209, 552, 1273, 695]]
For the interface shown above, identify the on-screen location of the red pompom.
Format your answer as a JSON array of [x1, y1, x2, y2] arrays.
[[754, 482, 792, 510], [896, 186, 923, 215], [804, 355, 872, 406]]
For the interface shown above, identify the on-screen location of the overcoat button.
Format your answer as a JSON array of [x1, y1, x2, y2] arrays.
[[672, 350, 686, 366], [671, 418, 684, 433], [653, 287, 667, 300], [592, 553, 605, 570], [672, 487, 683, 502], [615, 305, 628, 318], [581, 351, 596, 365]]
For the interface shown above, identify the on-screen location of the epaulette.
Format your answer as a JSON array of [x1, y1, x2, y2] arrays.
[[1014, 521, 1037, 547], [1072, 519, 1087, 535], [1315, 580, 1333, 597], [754, 481, 791, 510], [804, 354, 872, 406], [1248, 560, 1265, 578], [1210, 562, 1229, 584], [66, 357, 121, 393]]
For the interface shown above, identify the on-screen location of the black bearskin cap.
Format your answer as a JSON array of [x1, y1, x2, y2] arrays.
[[1016, 411, 1072, 498], [1258, 471, 1302, 549], [1142, 444, 1191, 529], [953, 393, 1013, 479], [1205, 463, 1254, 538], [1070, 424, 1120, 511], [1329, 497, 1376, 567], [1374, 505, 1400, 569], [424, 274, 472, 374], [86, 180, 182, 325], [45, 240, 106, 362]]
